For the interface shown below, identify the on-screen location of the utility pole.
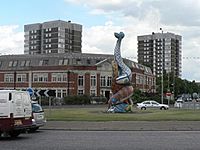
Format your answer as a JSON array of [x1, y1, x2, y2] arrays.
[[14, 71, 16, 89], [67, 70, 70, 96], [160, 28, 164, 104]]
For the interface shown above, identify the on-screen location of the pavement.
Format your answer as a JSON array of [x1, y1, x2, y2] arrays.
[[40, 121, 200, 131]]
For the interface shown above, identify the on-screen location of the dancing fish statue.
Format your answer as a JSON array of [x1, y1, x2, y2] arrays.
[[107, 32, 134, 113]]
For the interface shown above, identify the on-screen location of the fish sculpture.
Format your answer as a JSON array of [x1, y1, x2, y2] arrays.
[[108, 32, 134, 113]]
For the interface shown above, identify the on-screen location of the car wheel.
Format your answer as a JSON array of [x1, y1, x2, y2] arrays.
[[160, 107, 166, 110], [141, 107, 146, 110], [9, 131, 20, 138], [29, 127, 39, 133]]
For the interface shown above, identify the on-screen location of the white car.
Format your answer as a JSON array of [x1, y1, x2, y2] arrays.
[[29, 101, 46, 132], [137, 100, 169, 110]]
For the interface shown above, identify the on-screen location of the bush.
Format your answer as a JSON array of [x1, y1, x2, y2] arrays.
[[90, 96, 107, 104], [63, 95, 91, 105]]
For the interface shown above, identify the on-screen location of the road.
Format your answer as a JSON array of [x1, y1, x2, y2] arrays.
[[1, 130, 200, 150]]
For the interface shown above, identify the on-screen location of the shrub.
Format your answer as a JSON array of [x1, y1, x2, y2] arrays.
[[63, 95, 91, 105]]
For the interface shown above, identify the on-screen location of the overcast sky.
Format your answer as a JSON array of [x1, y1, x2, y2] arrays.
[[0, 0, 200, 81]]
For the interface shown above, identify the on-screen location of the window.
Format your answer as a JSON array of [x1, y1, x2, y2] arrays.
[[143, 101, 151, 105], [76, 59, 81, 65], [51, 73, 67, 82], [87, 59, 91, 64], [151, 101, 159, 105], [100, 76, 106, 87], [63, 89, 67, 97], [33, 73, 48, 82], [32, 103, 43, 113], [64, 59, 68, 65], [25, 60, 30, 66], [43, 60, 49, 65], [90, 75, 96, 87], [107, 76, 112, 87], [20, 61, 26, 67], [8, 61, 13, 67], [17, 74, 26, 82], [4, 74, 14, 82], [57, 89, 61, 98], [39, 60, 43, 66], [78, 90, 84, 95], [90, 90, 96, 96], [39, 60, 49, 66], [78, 75, 84, 86], [59, 59, 63, 65], [8, 61, 18, 67], [58, 59, 69, 65]]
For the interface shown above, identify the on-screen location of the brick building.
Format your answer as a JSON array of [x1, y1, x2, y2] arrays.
[[0, 53, 156, 99]]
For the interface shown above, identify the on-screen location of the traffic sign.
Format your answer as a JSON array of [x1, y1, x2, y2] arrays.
[[47, 90, 56, 97], [35, 90, 41, 97], [166, 92, 172, 96], [44, 90, 49, 97], [27, 88, 34, 97], [34, 89, 56, 97]]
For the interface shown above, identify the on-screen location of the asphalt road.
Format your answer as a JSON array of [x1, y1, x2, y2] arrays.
[[1, 130, 200, 150]]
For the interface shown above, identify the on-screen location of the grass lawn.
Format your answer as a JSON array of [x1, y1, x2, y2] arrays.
[[44, 105, 200, 121]]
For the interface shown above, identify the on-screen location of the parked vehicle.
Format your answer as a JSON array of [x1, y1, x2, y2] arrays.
[[137, 100, 169, 110], [0, 90, 32, 137], [174, 99, 183, 108], [29, 101, 46, 132]]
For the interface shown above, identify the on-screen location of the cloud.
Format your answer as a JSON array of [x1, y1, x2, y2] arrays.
[[0, 0, 199, 81], [0, 25, 24, 55], [65, 0, 200, 81], [65, 0, 200, 26]]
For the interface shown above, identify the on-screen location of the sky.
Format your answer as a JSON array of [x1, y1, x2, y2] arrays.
[[0, 0, 200, 81]]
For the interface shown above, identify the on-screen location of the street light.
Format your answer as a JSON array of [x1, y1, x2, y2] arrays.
[[67, 70, 70, 96], [14, 71, 16, 90], [160, 28, 164, 104]]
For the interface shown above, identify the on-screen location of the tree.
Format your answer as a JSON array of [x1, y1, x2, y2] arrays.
[[156, 73, 200, 98]]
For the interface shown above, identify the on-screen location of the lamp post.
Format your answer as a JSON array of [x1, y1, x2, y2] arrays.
[[14, 71, 16, 90], [67, 70, 70, 96], [160, 28, 164, 104]]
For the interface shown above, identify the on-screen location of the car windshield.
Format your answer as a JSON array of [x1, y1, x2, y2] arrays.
[[32, 103, 43, 113]]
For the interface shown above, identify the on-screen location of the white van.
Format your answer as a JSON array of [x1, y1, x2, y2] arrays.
[[0, 90, 32, 137]]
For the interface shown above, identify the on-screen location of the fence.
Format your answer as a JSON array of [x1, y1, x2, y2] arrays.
[[176, 101, 200, 109]]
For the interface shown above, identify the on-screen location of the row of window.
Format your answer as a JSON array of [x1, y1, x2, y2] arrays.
[[3, 73, 112, 87], [30, 27, 80, 34], [8, 60, 30, 67], [8, 58, 92, 67], [53, 89, 97, 97], [136, 74, 155, 85]]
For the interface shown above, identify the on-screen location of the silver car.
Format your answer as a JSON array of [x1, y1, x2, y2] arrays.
[[30, 101, 46, 131], [137, 100, 169, 110]]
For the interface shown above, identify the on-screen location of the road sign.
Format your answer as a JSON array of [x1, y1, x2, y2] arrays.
[[35, 90, 41, 97], [44, 90, 49, 97], [27, 88, 34, 97], [166, 92, 172, 96], [35, 89, 56, 97], [47, 90, 56, 97]]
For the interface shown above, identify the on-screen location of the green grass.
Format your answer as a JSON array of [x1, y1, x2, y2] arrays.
[[44, 106, 200, 121]]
